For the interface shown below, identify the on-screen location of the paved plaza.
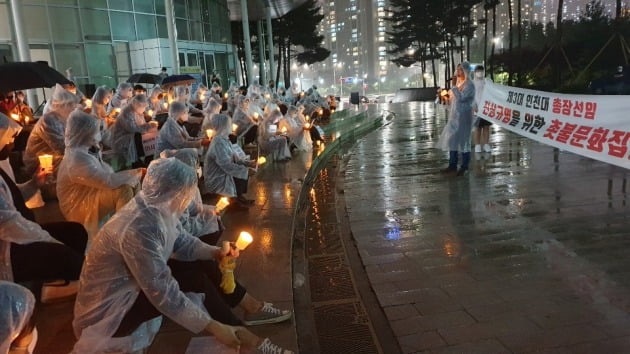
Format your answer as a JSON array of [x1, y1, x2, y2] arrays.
[[342, 102, 630, 353]]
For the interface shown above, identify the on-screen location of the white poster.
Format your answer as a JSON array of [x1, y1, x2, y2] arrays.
[[478, 80, 630, 169]]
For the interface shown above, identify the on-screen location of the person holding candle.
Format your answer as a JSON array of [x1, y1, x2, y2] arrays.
[[72, 158, 292, 353], [204, 114, 257, 207], [259, 110, 291, 162], [232, 97, 259, 145], [110, 94, 154, 169], [283, 106, 313, 152], [107, 82, 133, 115], [0, 112, 87, 306], [148, 86, 166, 115], [199, 99, 222, 139], [57, 111, 143, 239], [23, 85, 80, 188], [90, 86, 113, 123], [175, 86, 204, 122], [156, 102, 210, 157], [10, 92, 33, 124], [437, 62, 476, 176]]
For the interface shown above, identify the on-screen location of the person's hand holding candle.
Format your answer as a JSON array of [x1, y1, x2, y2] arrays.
[[38, 154, 53, 173], [215, 197, 230, 213], [206, 129, 214, 139]]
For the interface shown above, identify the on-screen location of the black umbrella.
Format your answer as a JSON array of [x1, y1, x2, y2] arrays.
[[160, 74, 197, 88], [0, 61, 71, 93], [127, 73, 162, 85]]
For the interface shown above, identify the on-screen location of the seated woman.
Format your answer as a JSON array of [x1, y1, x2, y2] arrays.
[[72, 158, 292, 354], [107, 82, 133, 114], [175, 86, 204, 119], [281, 106, 312, 152], [161, 149, 223, 245], [204, 114, 256, 207], [199, 99, 222, 139], [148, 86, 166, 115], [11, 91, 33, 123], [0, 112, 86, 302], [232, 97, 258, 145], [57, 111, 143, 239], [156, 102, 209, 157], [258, 111, 291, 162], [0, 281, 36, 352], [23, 84, 79, 187], [110, 94, 154, 169], [90, 86, 114, 126]]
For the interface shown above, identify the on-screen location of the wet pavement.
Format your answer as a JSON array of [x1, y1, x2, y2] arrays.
[[342, 101, 630, 353]]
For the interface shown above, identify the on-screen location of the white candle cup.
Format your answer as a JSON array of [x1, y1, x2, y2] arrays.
[[162, 102, 169, 109], [232, 123, 238, 132], [257, 156, 266, 165], [206, 129, 215, 139], [235, 231, 253, 250], [10, 113, 19, 121], [147, 109, 154, 116], [215, 197, 230, 212], [304, 123, 311, 129], [85, 99, 92, 108], [38, 154, 53, 173]]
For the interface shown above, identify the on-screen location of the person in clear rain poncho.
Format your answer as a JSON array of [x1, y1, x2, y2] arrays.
[[199, 99, 223, 139], [107, 82, 133, 114], [156, 101, 209, 157], [282, 106, 312, 152], [232, 97, 258, 145], [72, 158, 292, 354], [0, 281, 36, 353], [161, 148, 223, 245], [437, 61, 476, 176], [258, 110, 291, 162], [110, 94, 154, 169], [23, 84, 80, 179], [57, 111, 143, 239], [90, 86, 113, 124], [203, 114, 256, 207]]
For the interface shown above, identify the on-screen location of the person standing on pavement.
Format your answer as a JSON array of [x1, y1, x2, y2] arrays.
[[437, 61, 475, 176], [472, 65, 492, 153]]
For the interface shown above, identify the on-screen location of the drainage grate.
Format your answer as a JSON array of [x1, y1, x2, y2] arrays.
[[308, 256, 356, 303]]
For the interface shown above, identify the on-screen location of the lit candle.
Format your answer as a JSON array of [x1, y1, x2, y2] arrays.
[[264, 94, 270, 99], [84, 99, 92, 108], [114, 108, 121, 114], [318, 108, 323, 115], [304, 123, 311, 129], [162, 102, 169, 109], [305, 115, 310, 122], [281, 126, 287, 134], [206, 129, 214, 139], [147, 109, 154, 116], [316, 140, 321, 147], [253, 112, 259, 119], [257, 156, 266, 165], [331, 109, 336, 113], [24, 116, 30, 124], [215, 197, 230, 212], [235, 231, 253, 250], [10, 113, 19, 121], [299, 91, 304, 97], [232, 123, 238, 132], [224, 93, 229, 99], [38, 154, 53, 173], [200, 94, 206, 100], [149, 120, 158, 128]]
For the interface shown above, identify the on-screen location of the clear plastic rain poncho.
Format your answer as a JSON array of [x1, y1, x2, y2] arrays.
[[436, 62, 476, 152], [23, 84, 79, 175], [107, 82, 133, 114], [57, 111, 141, 239], [283, 106, 312, 151], [258, 110, 291, 161], [72, 158, 220, 353], [232, 97, 257, 136], [91, 86, 111, 121], [148, 86, 164, 116], [0, 113, 60, 281], [203, 114, 249, 197], [110, 95, 152, 166], [156, 102, 202, 157], [0, 281, 35, 353], [160, 149, 221, 237], [199, 99, 223, 138]]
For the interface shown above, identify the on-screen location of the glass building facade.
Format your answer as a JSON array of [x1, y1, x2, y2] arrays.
[[0, 0, 236, 96]]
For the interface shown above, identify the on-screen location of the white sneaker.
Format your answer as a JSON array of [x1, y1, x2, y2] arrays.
[[474, 145, 482, 153], [483, 144, 492, 152], [257, 338, 295, 354]]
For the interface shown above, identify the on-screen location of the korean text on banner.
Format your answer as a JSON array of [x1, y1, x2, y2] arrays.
[[142, 130, 158, 157], [478, 79, 630, 169]]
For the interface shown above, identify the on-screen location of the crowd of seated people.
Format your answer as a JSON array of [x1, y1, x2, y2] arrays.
[[0, 77, 336, 353]]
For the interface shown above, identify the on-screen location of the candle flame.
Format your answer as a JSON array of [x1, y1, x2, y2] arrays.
[[206, 129, 214, 139], [10, 113, 19, 121], [257, 156, 266, 165], [232, 123, 238, 132]]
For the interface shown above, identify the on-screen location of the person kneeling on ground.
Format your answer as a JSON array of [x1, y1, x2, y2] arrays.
[[57, 111, 144, 239], [72, 158, 292, 353], [204, 114, 256, 208]]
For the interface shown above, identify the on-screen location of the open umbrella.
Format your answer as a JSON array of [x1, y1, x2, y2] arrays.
[[0, 61, 71, 93], [127, 73, 162, 85], [160, 74, 197, 88]]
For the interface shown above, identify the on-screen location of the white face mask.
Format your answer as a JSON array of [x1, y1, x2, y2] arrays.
[[475, 72, 484, 79]]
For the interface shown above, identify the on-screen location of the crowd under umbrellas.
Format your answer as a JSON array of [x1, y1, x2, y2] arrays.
[[0, 62, 335, 353]]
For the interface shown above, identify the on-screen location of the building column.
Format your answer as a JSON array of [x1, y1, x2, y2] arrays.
[[241, 0, 254, 85], [265, 4, 276, 85], [165, 0, 180, 74], [257, 20, 266, 85], [8, 0, 38, 106]]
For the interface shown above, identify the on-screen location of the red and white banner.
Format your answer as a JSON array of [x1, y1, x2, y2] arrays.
[[478, 80, 630, 169]]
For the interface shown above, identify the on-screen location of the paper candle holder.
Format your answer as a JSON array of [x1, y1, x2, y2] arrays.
[[235, 231, 253, 250], [215, 197, 230, 212], [257, 156, 266, 165], [38, 154, 53, 173]]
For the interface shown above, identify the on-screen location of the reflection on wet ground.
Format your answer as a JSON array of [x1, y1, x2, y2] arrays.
[[343, 102, 630, 353]]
